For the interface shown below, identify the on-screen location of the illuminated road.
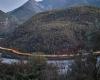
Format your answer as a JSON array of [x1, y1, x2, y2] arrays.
[[0, 47, 77, 57], [0, 46, 100, 58]]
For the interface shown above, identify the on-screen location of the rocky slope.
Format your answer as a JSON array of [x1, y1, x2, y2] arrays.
[[0, 11, 12, 35], [0, 10, 18, 37]]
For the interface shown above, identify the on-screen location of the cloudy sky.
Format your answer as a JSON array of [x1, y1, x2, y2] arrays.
[[0, 0, 29, 12]]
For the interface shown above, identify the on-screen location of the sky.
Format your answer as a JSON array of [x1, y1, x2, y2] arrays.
[[0, 0, 43, 12]]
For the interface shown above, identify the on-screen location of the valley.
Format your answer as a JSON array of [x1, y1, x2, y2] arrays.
[[0, 1, 100, 80]]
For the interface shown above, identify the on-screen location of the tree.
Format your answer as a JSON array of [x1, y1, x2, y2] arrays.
[[85, 19, 100, 51], [29, 53, 59, 80], [67, 51, 97, 80], [28, 53, 47, 80], [86, 30, 100, 51]]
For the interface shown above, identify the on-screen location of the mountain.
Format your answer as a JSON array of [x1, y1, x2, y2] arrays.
[[0, 10, 18, 37], [8, 0, 46, 24], [40, 0, 100, 8], [0, 10, 8, 34], [39, 0, 86, 9], [0, 10, 12, 35], [8, 0, 100, 24], [87, 0, 100, 7], [3, 6, 100, 54]]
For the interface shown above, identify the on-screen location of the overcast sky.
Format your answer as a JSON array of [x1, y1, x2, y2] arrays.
[[0, 0, 43, 12], [0, 0, 29, 12]]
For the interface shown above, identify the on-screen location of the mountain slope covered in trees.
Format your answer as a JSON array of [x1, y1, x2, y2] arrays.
[[3, 6, 100, 54]]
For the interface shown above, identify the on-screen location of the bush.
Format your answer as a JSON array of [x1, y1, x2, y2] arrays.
[[67, 51, 98, 80], [0, 55, 59, 80]]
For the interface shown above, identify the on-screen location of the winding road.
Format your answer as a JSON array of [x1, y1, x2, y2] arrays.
[[0, 46, 100, 58]]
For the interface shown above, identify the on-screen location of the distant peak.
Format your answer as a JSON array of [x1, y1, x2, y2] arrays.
[[35, 0, 43, 2], [28, 0, 43, 2]]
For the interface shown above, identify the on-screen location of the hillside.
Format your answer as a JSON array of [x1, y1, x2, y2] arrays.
[[3, 6, 100, 54]]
